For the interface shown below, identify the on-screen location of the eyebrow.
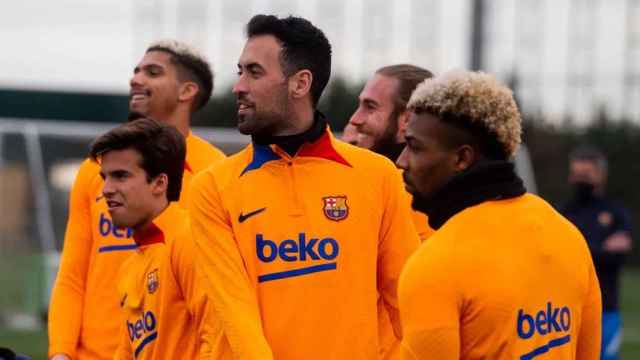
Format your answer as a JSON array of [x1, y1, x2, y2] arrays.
[[362, 98, 378, 107], [134, 63, 164, 73], [238, 62, 264, 72]]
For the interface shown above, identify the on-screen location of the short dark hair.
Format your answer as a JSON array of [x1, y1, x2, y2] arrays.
[[147, 40, 214, 111], [570, 144, 608, 172], [89, 118, 186, 202], [246, 14, 332, 106], [434, 112, 510, 161], [376, 64, 433, 113]]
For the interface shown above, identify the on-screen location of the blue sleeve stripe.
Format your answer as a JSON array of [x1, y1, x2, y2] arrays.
[[98, 244, 138, 253], [134, 331, 158, 358], [258, 262, 337, 282], [520, 334, 571, 360]]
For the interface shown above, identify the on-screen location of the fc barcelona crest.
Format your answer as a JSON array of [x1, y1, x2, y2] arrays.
[[147, 269, 159, 294], [323, 196, 349, 221]]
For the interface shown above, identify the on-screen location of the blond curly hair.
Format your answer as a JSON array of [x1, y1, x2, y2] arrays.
[[408, 70, 522, 158]]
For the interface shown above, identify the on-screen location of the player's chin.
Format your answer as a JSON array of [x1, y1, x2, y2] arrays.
[[237, 116, 257, 135]]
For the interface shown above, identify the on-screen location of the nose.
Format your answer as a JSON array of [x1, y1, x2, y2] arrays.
[[349, 107, 365, 126], [233, 73, 248, 95], [129, 71, 144, 89], [396, 146, 409, 170], [102, 178, 116, 198]]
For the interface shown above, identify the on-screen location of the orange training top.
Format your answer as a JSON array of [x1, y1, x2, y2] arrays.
[[399, 194, 601, 360], [113, 203, 227, 360], [189, 129, 420, 360], [48, 133, 225, 360]]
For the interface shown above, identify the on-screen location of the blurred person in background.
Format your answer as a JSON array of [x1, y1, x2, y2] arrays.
[[347, 64, 434, 243], [340, 122, 358, 145], [561, 145, 633, 360], [189, 14, 419, 359], [397, 70, 601, 359], [347, 64, 434, 359], [48, 40, 226, 360]]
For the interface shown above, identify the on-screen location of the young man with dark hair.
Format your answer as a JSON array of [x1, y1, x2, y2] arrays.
[[562, 145, 632, 360], [87, 118, 222, 359], [48, 40, 226, 360], [189, 15, 419, 359], [397, 70, 601, 359]]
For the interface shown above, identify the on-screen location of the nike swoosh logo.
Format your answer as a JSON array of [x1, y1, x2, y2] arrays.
[[120, 294, 127, 307], [238, 207, 267, 223]]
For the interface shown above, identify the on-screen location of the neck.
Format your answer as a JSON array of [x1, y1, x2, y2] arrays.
[[133, 199, 169, 233], [276, 103, 315, 137], [415, 160, 526, 229], [157, 107, 191, 137]]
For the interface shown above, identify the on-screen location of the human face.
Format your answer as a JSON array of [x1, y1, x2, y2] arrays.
[[396, 112, 460, 203], [129, 51, 181, 121], [349, 74, 402, 151], [569, 159, 605, 189], [341, 123, 359, 145], [233, 35, 290, 136], [100, 148, 164, 229]]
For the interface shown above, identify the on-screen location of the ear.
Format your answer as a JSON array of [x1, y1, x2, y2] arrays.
[[454, 145, 476, 172], [396, 110, 410, 142], [178, 81, 199, 104], [289, 69, 313, 100], [151, 173, 169, 197]]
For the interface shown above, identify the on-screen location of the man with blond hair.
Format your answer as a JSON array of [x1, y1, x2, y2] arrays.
[[397, 70, 601, 359], [48, 40, 226, 360]]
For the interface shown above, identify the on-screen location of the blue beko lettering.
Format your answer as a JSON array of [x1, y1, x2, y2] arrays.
[[256, 233, 340, 282], [127, 310, 157, 342], [518, 302, 571, 340], [518, 303, 572, 359], [256, 233, 339, 262], [99, 213, 133, 238]]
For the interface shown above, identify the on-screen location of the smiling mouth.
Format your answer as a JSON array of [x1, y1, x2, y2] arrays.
[[237, 102, 254, 115], [130, 89, 151, 103], [106, 200, 123, 211]]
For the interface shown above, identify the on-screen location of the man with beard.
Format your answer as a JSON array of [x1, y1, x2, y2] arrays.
[[48, 40, 226, 360], [561, 146, 632, 360], [348, 64, 434, 242], [396, 70, 601, 359], [189, 14, 419, 360]]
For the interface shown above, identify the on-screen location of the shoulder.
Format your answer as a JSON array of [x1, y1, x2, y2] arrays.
[[191, 145, 253, 191], [76, 158, 100, 181], [186, 134, 227, 165], [332, 138, 400, 175]]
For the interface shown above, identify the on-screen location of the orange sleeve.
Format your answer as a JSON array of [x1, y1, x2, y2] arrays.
[[399, 240, 461, 360], [576, 258, 602, 360], [48, 159, 95, 359], [188, 171, 273, 360], [411, 210, 434, 242], [169, 223, 230, 360], [378, 166, 421, 340], [113, 319, 134, 360]]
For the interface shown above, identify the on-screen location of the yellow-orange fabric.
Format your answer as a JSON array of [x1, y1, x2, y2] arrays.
[[399, 194, 601, 360], [189, 130, 420, 360], [113, 203, 228, 360], [48, 133, 225, 360]]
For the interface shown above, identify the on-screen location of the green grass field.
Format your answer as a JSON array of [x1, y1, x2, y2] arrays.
[[2, 268, 640, 359]]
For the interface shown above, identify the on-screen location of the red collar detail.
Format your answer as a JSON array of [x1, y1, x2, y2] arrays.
[[297, 131, 352, 167], [133, 222, 165, 247], [184, 161, 192, 173]]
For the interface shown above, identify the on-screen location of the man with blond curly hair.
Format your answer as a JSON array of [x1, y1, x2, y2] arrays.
[[48, 40, 226, 360], [396, 70, 601, 360]]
